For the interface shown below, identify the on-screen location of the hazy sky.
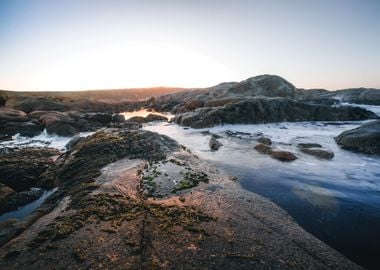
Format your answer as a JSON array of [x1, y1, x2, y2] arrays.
[[0, 0, 379, 91]]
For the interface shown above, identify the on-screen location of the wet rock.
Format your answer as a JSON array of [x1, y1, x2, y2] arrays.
[[145, 113, 168, 122], [298, 143, 322, 149], [211, 133, 222, 139], [0, 108, 28, 122], [65, 136, 84, 151], [0, 108, 44, 137], [0, 148, 60, 191], [0, 188, 44, 215], [126, 116, 146, 123], [270, 151, 297, 161], [173, 97, 377, 128], [0, 183, 16, 205], [112, 114, 125, 123], [335, 120, 380, 155], [257, 137, 272, 145], [300, 148, 334, 160], [209, 137, 223, 151], [254, 143, 273, 154], [126, 114, 168, 124], [1, 121, 43, 137], [108, 121, 142, 130], [57, 129, 181, 185], [46, 122, 77, 137]]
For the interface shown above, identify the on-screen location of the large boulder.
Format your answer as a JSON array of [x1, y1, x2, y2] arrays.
[[335, 120, 380, 155], [174, 98, 378, 128], [0, 148, 60, 191]]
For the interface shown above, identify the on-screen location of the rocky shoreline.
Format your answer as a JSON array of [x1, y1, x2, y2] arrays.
[[0, 74, 379, 269], [0, 128, 362, 269]]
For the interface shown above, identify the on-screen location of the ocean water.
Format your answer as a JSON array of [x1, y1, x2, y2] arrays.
[[144, 117, 380, 269]]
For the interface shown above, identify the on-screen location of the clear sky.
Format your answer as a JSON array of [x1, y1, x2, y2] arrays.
[[0, 0, 379, 91]]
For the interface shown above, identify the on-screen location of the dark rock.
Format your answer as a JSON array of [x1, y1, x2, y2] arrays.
[[0, 108, 28, 122], [257, 137, 272, 145], [0, 188, 44, 215], [108, 121, 142, 130], [254, 143, 273, 154], [46, 122, 77, 137], [270, 151, 297, 161], [335, 120, 380, 155], [300, 148, 334, 159], [65, 136, 84, 151], [56, 129, 181, 185], [209, 137, 223, 151], [211, 133, 222, 139], [174, 97, 377, 128], [298, 143, 322, 149], [1, 121, 43, 137], [0, 183, 16, 205], [126, 116, 146, 123], [0, 94, 7, 106], [145, 113, 168, 122], [0, 108, 43, 137], [86, 113, 113, 124], [112, 114, 125, 123], [126, 114, 168, 124], [0, 148, 60, 191]]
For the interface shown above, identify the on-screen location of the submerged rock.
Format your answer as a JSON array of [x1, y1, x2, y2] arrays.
[[257, 136, 272, 145], [300, 148, 334, 160], [271, 151, 298, 162], [254, 143, 273, 154], [335, 120, 380, 155], [209, 137, 223, 151], [298, 143, 322, 149]]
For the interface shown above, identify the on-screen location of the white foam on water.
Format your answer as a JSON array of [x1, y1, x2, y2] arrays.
[[0, 129, 94, 151]]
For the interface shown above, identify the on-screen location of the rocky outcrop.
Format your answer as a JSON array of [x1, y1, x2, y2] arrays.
[[335, 120, 380, 155], [55, 129, 181, 186], [174, 98, 378, 128], [0, 148, 60, 192]]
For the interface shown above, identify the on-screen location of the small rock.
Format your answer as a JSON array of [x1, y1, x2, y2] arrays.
[[257, 137, 272, 145], [254, 143, 273, 154], [270, 151, 297, 161], [209, 137, 223, 151], [112, 114, 125, 123], [300, 148, 334, 160], [297, 143, 322, 149]]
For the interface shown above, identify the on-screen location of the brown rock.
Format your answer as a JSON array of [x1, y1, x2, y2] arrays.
[[270, 151, 297, 161], [254, 143, 273, 154]]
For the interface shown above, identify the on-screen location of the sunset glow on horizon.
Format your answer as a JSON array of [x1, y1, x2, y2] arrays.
[[1, 0, 379, 91]]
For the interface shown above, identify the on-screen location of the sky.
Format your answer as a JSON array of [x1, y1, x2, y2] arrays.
[[0, 0, 379, 91]]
